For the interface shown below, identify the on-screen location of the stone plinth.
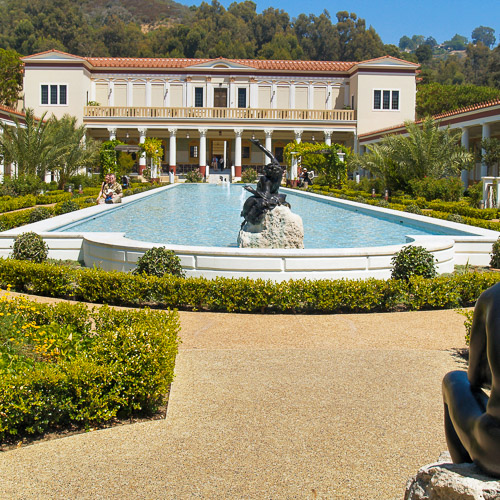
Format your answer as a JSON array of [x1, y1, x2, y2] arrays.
[[405, 452, 500, 500], [238, 205, 304, 249]]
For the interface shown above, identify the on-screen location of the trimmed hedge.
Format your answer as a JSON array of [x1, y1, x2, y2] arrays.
[[0, 296, 180, 441], [0, 259, 498, 314], [307, 187, 500, 232]]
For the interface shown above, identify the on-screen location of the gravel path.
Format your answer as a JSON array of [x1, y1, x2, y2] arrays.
[[0, 295, 469, 499]]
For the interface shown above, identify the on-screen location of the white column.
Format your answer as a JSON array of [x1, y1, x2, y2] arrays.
[[481, 123, 491, 178], [199, 128, 207, 169], [461, 127, 470, 188], [127, 81, 133, 106], [308, 84, 313, 109], [138, 127, 147, 172], [290, 82, 296, 109], [229, 79, 236, 108], [145, 81, 152, 107], [264, 129, 273, 155], [169, 127, 177, 167], [207, 81, 214, 108], [90, 81, 96, 102], [108, 127, 117, 141], [323, 130, 332, 146], [186, 78, 192, 107], [292, 129, 303, 180], [353, 133, 359, 155], [234, 128, 243, 167]]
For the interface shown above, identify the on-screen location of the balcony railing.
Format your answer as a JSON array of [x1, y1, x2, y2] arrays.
[[84, 106, 355, 121]]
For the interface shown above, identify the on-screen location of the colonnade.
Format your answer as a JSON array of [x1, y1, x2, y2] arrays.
[[106, 127, 341, 178]]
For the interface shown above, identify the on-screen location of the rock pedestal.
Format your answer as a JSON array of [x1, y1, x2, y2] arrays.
[[405, 452, 500, 500], [237, 205, 304, 249]]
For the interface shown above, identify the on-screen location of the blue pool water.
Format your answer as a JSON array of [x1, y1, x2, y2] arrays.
[[53, 184, 473, 248]]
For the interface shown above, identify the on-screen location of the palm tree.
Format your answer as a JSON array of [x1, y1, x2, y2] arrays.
[[356, 117, 473, 191], [0, 108, 59, 179], [46, 115, 99, 189]]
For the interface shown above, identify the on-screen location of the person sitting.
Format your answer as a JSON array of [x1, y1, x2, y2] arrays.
[[442, 281, 500, 477], [97, 173, 123, 204]]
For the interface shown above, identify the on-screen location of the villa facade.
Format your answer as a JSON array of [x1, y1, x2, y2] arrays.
[[21, 50, 418, 179]]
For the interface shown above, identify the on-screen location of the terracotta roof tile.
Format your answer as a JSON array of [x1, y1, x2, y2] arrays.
[[86, 56, 356, 71]]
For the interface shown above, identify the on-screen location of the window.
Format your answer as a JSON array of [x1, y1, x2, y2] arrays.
[[238, 88, 247, 108], [373, 89, 399, 110], [194, 87, 203, 107], [190, 145, 198, 158], [41, 84, 67, 105], [242, 146, 250, 159]]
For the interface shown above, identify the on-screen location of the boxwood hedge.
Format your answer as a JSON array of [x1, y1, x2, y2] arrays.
[[0, 259, 498, 314]]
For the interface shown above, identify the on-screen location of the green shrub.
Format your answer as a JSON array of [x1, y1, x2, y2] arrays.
[[0, 175, 43, 197], [457, 308, 474, 345], [409, 177, 464, 202], [355, 195, 367, 204], [56, 199, 79, 215], [391, 245, 437, 281], [0, 259, 499, 314], [447, 213, 464, 224], [28, 207, 52, 223], [0, 297, 180, 440], [133, 247, 185, 278], [241, 168, 258, 184], [490, 237, 500, 269], [404, 204, 423, 215], [12, 232, 48, 263], [185, 169, 204, 183], [377, 199, 389, 208]]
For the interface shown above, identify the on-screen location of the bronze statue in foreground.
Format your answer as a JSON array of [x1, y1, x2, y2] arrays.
[[442, 282, 500, 477], [241, 139, 290, 226]]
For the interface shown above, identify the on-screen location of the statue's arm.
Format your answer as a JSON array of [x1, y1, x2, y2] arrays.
[[250, 138, 279, 165]]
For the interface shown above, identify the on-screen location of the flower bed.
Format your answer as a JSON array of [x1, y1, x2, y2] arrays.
[[0, 290, 180, 442]]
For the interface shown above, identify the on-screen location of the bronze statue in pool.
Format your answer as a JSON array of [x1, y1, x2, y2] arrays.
[[442, 281, 500, 477], [241, 139, 290, 226]]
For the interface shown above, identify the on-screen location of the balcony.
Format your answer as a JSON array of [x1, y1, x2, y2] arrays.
[[83, 106, 356, 122]]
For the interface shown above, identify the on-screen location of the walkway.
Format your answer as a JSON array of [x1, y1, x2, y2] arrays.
[[0, 304, 468, 499]]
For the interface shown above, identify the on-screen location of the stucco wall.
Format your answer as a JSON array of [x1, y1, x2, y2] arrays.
[[23, 67, 91, 123]]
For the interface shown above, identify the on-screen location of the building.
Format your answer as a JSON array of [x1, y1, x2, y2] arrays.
[[359, 99, 500, 186], [21, 49, 419, 179]]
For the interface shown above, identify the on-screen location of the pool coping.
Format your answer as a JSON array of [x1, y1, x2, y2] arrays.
[[0, 184, 498, 281]]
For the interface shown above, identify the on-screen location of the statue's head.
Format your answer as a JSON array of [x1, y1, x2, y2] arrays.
[[263, 162, 283, 181]]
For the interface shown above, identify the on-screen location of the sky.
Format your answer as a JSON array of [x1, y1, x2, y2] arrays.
[[176, 0, 500, 48]]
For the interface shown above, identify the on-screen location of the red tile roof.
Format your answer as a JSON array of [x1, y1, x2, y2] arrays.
[[86, 56, 356, 71]]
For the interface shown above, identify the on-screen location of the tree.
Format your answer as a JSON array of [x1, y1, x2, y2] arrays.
[[472, 26, 496, 49], [424, 36, 437, 48], [355, 118, 473, 192], [416, 82, 500, 118], [399, 36, 415, 51], [415, 44, 432, 64], [464, 42, 491, 86], [46, 115, 99, 189], [479, 138, 500, 174], [0, 109, 60, 179], [283, 141, 350, 188], [0, 49, 23, 107], [444, 34, 468, 51]]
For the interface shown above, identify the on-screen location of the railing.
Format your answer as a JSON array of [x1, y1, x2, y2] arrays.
[[84, 106, 355, 121]]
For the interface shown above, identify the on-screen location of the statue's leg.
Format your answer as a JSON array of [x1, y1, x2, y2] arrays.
[[442, 370, 487, 464]]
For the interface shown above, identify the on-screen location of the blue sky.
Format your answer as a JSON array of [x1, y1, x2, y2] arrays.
[[177, 0, 500, 48]]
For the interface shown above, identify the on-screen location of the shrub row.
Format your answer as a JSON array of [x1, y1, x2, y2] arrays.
[[0, 296, 180, 441], [0, 259, 498, 314], [0, 183, 164, 232], [307, 187, 500, 232]]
